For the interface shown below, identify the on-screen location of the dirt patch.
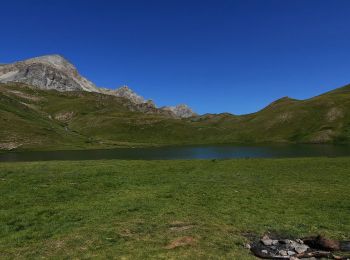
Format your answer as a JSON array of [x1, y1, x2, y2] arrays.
[[0, 142, 22, 150], [326, 107, 344, 122], [54, 111, 74, 122], [6, 89, 41, 102], [20, 102, 38, 110], [119, 229, 133, 237], [165, 236, 196, 249], [168, 221, 195, 232], [309, 129, 335, 143]]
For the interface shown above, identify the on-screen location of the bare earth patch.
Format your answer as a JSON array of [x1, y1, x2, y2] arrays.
[[326, 107, 344, 122], [6, 89, 41, 102], [168, 221, 195, 232], [54, 111, 74, 122], [118, 229, 133, 237], [165, 236, 197, 249], [309, 129, 335, 143], [0, 142, 22, 150]]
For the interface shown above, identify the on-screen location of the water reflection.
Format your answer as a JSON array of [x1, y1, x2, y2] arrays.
[[1, 144, 350, 162]]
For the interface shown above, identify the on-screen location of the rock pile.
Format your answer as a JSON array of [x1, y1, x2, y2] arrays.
[[249, 235, 350, 259]]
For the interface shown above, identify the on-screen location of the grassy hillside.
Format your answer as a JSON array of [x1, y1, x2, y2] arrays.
[[0, 158, 349, 258], [1, 82, 350, 150]]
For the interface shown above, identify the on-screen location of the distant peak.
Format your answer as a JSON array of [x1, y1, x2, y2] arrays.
[[162, 104, 197, 118], [112, 85, 146, 104]]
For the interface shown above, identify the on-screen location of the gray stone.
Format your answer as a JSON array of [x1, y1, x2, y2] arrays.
[[279, 250, 287, 256], [261, 235, 274, 246], [287, 250, 296, 256], [261, 249, 268, 254], [294, 244, 309, 254]]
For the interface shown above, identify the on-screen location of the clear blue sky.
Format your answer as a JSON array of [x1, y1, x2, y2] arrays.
[[1, 0, 350, 114]]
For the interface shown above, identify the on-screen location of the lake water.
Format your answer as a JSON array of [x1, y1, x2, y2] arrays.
[[1, 144, 350, 162]]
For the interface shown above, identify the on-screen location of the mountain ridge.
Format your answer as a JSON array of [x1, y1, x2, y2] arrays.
[[0, 55, 196, 118], [1, 55, 350, 150]]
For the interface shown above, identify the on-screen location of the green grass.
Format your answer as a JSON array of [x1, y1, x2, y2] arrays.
[[1, 158, 349, 259], [2, 82, 350, 151]]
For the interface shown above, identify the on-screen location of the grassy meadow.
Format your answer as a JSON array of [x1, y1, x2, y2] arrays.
[[1, 157, 350, 259], [2, 82, 350, 152]]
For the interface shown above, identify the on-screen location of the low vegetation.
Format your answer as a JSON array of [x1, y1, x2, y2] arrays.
[[1, 158, 349, 258], [1, 82, 350, 150]]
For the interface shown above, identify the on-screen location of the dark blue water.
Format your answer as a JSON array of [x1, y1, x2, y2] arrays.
[[1, 144, 350, 162]]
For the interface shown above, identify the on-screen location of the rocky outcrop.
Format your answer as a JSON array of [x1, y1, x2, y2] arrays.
[[249, 235, 346, 259], [0, 55, 99, 92], [162, 104, 197, 118]]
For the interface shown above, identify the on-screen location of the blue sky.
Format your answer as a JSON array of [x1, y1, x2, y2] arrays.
[[1, 0, 350, 114]]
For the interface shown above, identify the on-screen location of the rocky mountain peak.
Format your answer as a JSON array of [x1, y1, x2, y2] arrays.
[[25, 54, 75, 71], [162, 104, 197, 118], [0, 54, 99, 92], [0, 55, 197, 118], [101, 85, 147, 105]]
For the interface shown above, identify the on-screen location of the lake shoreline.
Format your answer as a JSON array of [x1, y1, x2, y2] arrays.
[[1, 144, 350, 162]]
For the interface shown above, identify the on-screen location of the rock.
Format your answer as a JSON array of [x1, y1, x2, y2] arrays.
[[279, 250, 287, 256], [272, 240, 279, 245], [261, 235, 273, 246], [244, 243, 251, 249], [296, 238, 304, 244], [289, 257, 300, 260], [261, 249, 268, 254], [294, 244, 309, 254], [287, 250, 296, 255]]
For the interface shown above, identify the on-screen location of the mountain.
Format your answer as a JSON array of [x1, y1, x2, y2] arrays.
[[0, 55, 196, 118], [1, 55, 350, 151], [0, 55, 99, 92], [1, 81, 350, 151]]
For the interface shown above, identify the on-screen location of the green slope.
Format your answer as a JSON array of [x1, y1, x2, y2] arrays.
[[1, 82, 350, 150]]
